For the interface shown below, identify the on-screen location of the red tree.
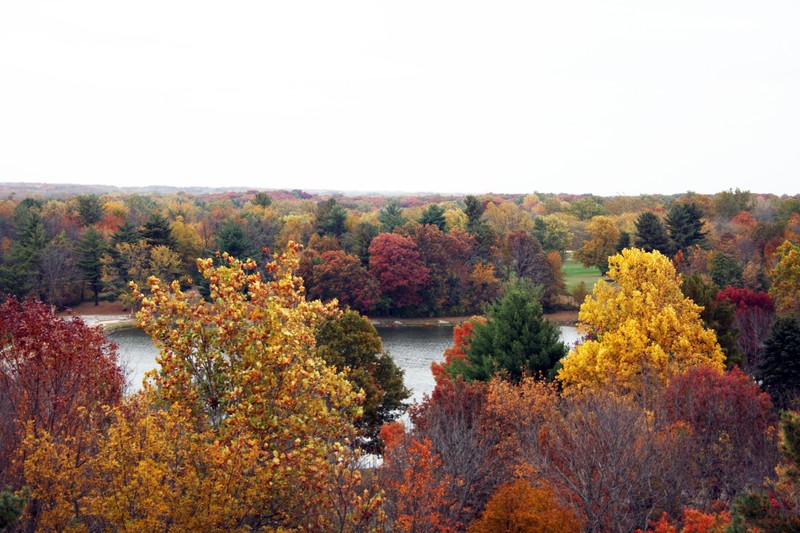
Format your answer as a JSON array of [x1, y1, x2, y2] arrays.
[[408, 225, 474, 314], [307, 249, 380, 312], [368, 233, 430, 310], [0, 297, 124, 487], [717, 287, 775, 374], [661, 366, 779, 505]]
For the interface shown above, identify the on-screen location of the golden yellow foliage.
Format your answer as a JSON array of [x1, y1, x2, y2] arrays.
[[558, 248, 724, 394], [104, 242, 387, 530]]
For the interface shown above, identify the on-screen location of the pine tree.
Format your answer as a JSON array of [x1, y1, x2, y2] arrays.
[[710, 251, 743, 288], [760, 316, 800, 410], [378, 200, 406, 232], [142, 213, 176, 248], [315, 198, 348, 237], [419, 204, 446, 231], [634, 212, 673, 255], [447, 280, 567, 382], [76, 194, 104, 226], [666, 202, 706, 252], [77, 227, 108, 305], [216, 219, 252, 259]]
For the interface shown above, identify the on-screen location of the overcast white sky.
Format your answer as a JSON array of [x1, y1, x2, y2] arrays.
[[1, 2, 798, 196]]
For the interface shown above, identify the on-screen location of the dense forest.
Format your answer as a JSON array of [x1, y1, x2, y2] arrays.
[[2, 185, 800, 531]]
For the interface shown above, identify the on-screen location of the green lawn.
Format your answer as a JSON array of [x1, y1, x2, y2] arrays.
[[562, 259, 603, 291]]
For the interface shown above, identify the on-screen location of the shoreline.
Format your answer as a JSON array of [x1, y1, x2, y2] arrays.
[[60, 302, 579, 332], [369, 310, 578, 328]]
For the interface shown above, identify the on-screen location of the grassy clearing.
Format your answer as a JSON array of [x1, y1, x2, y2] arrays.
[[562, 259, 603, 291]]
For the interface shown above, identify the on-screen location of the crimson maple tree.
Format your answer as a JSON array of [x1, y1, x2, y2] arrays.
[[369, 233, 431, 310]]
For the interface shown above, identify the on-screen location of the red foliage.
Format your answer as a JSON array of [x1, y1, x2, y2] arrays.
[[731, 211, 758, 231], [409, 225, 475, 311], [368, 233, 430, 308], [0, 297, 124, 486], [307, 249, 380, 312], [409, 374, 487, 435], [661, 366, 779, 502], [717, 286, 774, 312], [663, 366, 775, 449]]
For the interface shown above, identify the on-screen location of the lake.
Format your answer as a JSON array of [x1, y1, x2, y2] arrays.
[[110, 325, 581, 401]]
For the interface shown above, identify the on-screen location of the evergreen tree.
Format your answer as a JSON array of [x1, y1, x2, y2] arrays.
[[343, 221, 379, 266], [634, 212, 673, 255], [419, 204, 446, 231], [77, 227, 108, 305], [760, 316, 800, 410], [142, 213, 176, 248], [76, 194, 104, 226], [710, 252, 743, 289], [463, 195, 495, 260], [216, 219, 252, 259], [8, 209, 47, 298], [666, 202, 706, 252], [112, 221, 142, 247], [251, 191, 273, 208], [447, 280, 567, 382], [463, 195, 485, 231], [616, 230, 631, 253], [0, 489, 26, 530], [315, 198, 348, 237], [378, 200, 406, 232]]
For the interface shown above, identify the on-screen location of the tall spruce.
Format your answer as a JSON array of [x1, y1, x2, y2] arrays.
[[666, 202, 706, 252], [760, 316, 800, 410], [419, 204, 446, 231], [378, 200, 406, 232], [634, 212, 673, 255], [446, 280, 567, 382], [77, 227, 108, 305]]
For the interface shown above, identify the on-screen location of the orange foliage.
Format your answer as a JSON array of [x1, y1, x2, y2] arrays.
[[431, 317, 483, 384], [388, 437, 458, 533], [380, 421, 406, 454], [484, 377, 559, 465], [469, 478, 582, 533], [637, 509, 731, 533]]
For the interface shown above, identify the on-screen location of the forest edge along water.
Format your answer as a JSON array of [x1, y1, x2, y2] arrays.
[[108, 322, 582, 401]]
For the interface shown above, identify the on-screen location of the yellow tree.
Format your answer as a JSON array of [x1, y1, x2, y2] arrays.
[[121, 242, 383, 530], [769, 240, 800, 316], [575, 215, 620, 275], [558, 248, 724, 395]]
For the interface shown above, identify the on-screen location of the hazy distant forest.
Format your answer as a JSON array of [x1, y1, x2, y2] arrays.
[[2, 184, 800, 531]]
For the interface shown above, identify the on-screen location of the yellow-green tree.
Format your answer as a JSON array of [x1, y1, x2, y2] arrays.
[[575, 215, 620, 275], [769, 240, 800, 316], [558, 248, 725, 395]]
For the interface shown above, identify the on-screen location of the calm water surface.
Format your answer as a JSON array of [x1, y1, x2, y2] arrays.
[[110, 325, 581, 400]]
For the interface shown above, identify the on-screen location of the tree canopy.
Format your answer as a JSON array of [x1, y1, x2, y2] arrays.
[[558, 248, 725, 394]]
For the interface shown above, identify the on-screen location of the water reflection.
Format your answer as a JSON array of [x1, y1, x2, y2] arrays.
[[110, 325, 581, 400]]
